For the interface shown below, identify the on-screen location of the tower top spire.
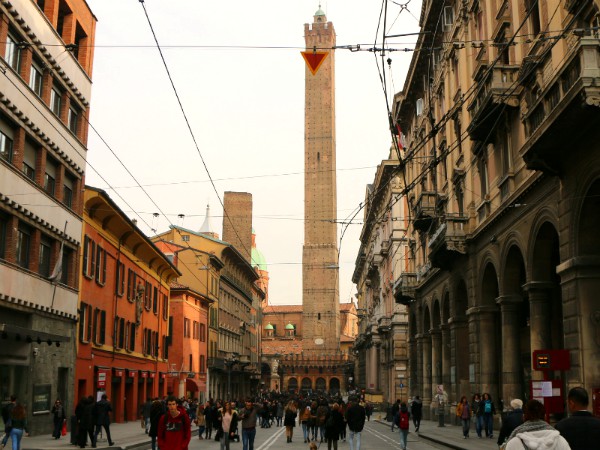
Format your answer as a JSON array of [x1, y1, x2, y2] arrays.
[[314, 3, 326, 21], [199, 203, 218, 238]]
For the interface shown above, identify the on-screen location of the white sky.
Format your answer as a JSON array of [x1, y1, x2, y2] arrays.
[[85, 0, 423, 305]]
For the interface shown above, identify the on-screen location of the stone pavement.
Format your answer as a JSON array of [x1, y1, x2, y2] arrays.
[[15, 417, 501, 450]]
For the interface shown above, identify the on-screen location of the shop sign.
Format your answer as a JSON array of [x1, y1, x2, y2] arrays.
[[141, 371, 148, 378], [97, 369, 110, 388]]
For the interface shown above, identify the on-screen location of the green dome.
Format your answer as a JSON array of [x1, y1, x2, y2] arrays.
[[285, 323, 295, 330], [315, 7, 325, 16], [265, 323, 274, 330], [251, 246, 268, 271]]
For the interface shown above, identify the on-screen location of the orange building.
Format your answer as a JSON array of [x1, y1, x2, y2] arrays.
[[75, 187, 180, 422], [153, 241, 220, 401]]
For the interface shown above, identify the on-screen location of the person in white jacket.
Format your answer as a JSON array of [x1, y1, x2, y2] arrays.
[[505, 400, 571, 450]]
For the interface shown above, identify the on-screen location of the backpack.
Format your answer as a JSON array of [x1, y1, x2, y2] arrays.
[[399, 412, 409, 430], [484, 401, 492, 413]]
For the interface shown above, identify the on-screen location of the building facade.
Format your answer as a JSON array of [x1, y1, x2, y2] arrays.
[[76, 187, 180, 422], [371, 0, 600, 421], [0, 0, 95, 435], [352, 159, 410, 405]]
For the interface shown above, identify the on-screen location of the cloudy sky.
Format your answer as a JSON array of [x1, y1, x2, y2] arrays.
[[85, 0, 423, 305]]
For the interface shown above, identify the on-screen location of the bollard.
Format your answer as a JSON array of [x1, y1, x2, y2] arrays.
[[70, 415, 78, 445]]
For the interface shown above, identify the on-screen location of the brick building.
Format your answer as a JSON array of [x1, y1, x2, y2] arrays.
[[76, 187, 180, 422], [0, 0, 95, 435]]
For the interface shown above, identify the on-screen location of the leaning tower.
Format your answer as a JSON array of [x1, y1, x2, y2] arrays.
[[301, 6, 340, 353]]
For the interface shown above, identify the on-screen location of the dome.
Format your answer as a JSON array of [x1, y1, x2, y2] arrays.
[[285, 323, 295, 330], [265, 323, 274, 330], [251, 246, 268, 271], [315, 7, 325, 16]]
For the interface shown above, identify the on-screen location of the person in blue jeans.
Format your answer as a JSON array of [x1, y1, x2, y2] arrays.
[[344, 397, 365, 450], [472, 393, 484, 438], [7, 403, 28, 450], [482, 392, 496, 438], [239, 400, 259, 450]]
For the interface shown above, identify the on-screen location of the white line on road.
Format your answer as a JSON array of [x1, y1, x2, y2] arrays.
[[364, 424, 402, 448], [255, 426, 286, 450]]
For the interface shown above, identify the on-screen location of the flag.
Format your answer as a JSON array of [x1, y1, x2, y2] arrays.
[[49, 241, 64, 281]]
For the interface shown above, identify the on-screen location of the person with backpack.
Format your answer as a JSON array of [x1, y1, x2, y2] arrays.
[[397, 402, 410, 450], [157, 396, 191, 450], [482, 392, 496, 439]]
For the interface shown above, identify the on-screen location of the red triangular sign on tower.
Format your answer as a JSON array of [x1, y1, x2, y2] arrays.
[[301, 51, 329, 75]]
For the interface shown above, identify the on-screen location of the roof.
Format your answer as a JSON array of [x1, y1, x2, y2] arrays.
[[285, 323, 295, 330], [251, 246, 267, 271], [263, 305, 304, 314], [315, 7, 325, 16], [265, 323, 274, 330], [199, 204, 216, 235], [340, 334, 355, 343], [340, 302, 356, 312]]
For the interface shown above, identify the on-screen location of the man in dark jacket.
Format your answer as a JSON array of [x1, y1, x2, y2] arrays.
[[411, 396, 423, 432], [345, 397, 365, 450], [94, 394, 115, 446], [390, 399, 401, 431], [75, 396, 96, 448], [497, 399, 524, 446], [556, 387, 600, 450]]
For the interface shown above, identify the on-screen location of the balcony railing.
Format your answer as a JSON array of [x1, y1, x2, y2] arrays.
[[413, 191, 438, 232], [393, 272, 417, 305], [467, 65, 521, 141], [521, 37, 600, 175], [428, 213, 468, 270]]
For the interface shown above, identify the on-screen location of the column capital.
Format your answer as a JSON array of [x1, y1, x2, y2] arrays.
[[522, 281, 555, 292], [496, 294, 523, 308], [466, 305, 498, 316], [557, 256, 600, 278], [448, 316, 468, 326]]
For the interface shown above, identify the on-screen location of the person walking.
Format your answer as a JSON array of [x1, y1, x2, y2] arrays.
[[456, 396, 471, 439], [94, 394, 114, 447], [157, 396, 191, 450], [141, 398, 152, 435], [309, 400, 318, 441], [204, 401, 215, 440], [216, 402, 238, 450], [397, 403, 410, 450], [238, 399, 259, 450], [6, 404, 27, 450], [390, 399, 400, 432], [411, 396, 422, 432], [148, 400, 165, 450], [482, 392, 496, 438], [1, 395, 16, 449], [324, 403, 344, 450], [276, 401, 284, 427], [364, 403, 372, 422], [75, 396, 96, 448], [195, 403, 206, 439], [472, 393, 484, 438], [504, 400, 570, 450], [497, 399, 524, 447], [299, 402, 311, 443], [345, 397, 366, 450], [51, 399, 66, 440], [556, 387, 600, 450], [283, 400, 297, 443], [316, 400, 329, 443]]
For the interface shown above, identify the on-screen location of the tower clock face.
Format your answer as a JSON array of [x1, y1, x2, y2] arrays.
[[314, 338, 324, 345]]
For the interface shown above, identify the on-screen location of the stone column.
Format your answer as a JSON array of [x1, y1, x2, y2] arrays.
[[408, 336, 418, 397], [415, 334, 425, 404], [524, 282, 554, 379], [422, 333, 433, 418], [449, 317, 469, 402], [431, 329, 442, 387], [471, 306, 499, 397], [440, 324, 452, 402], [497, 295, 523, 404]]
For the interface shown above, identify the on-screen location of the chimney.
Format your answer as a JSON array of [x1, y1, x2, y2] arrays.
[[222, 192, 252, 263]]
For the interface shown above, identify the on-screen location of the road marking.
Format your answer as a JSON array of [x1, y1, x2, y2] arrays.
[[364, 424, 402, 448], [255, 426, 286, 450]]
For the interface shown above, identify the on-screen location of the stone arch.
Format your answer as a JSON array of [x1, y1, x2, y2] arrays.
[[480, 260, 500, 307], [315, 377, 326, 392], [330, 377, 340, 394], [301, 377, 312, 392], [288, 377, 298, 393], [441, 287, 451, 325], [575, 177, 600, 256], [478, 262, 501, 401], [432, 298, 442, 329]]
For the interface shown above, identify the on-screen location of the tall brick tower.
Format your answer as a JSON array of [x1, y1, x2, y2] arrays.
[[302, 6, 340, 353]]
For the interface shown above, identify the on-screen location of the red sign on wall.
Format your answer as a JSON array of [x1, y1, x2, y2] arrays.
[[141, 371, 148, 378], [97, 369, 110, 389]]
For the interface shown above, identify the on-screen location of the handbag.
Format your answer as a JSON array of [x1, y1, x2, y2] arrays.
[[215, 429, 223, 441], [61, 421, 67, 436]]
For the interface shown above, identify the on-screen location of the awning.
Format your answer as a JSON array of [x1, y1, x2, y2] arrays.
[[0, 323, 70, 344], [185, 378, 199, 392]]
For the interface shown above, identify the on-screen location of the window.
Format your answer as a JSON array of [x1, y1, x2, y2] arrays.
[[127, 269, 136, 301], [127, 322, 136, 351], [162, 293, 168, 320], [39, 235, 51, 277], [79, 302, 92, 343], [184, 318, 190, 338], [93, 308, 106, 345], [189, 354, 193, 372], [199, 323, 206, 342], [115, 261, 125, 296], [0, 129, 14, 164], [60, 247, 72, 285], [116, 317, 125, 349], [0, 213, 7, 259], [29, 63, 43, 97], [44, 158, 57, 196], [200, 355, 205, 373], [23, 141, 37, 180], [144, 281, 151, 310], [68, 106, 79, 134], [82, 235, 95, 278], [152, 286, 158, 314], [193, 321, 198, 339], [50, 87, 62, 116], [416, 98, 424, 116], [526, 0, 541, 36], [5, 34, 22, 72], [16, 222, 32, 269], [162, 335, 169, 359], [443, 6, 454, 30], [63, 174, 74, 208], [479, 154, 489, 197], [95, 246, 106, 285], [181, 235, 190, 242]]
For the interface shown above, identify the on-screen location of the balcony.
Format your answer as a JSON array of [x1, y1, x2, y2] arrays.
[[428, 213, 468, 270], [413, 191, 438, 232], [467, 65, 521, 142], [377, 316, 392, 333], [520, 37, 600, 175], [393, 272, 417, 305]]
